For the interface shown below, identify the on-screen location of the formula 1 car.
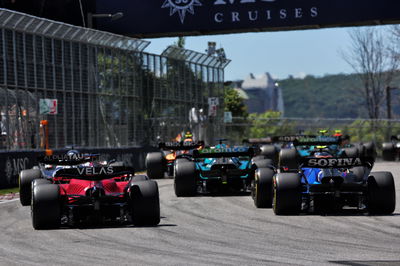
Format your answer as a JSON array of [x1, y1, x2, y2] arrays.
[[26, 154, 160, 229], [269, 138, 394, 215], [173, 145, 258, 196], [244, 135, 318, 167], [382, 135, 400, 161], [19, 151, 124, 206], [145, 141, 204, 179]]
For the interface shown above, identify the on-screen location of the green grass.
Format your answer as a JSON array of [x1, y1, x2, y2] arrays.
[[0, 187, 18, 195]]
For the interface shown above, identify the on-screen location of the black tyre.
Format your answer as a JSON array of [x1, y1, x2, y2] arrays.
[[382, 143, 396, 161], [260, 145, 278, 164], [174, 161, 197, 197], [350, 166, 365, 182], [145, 152, 165, 179], [363, 142, 377, 159], [253, 168, 274, 208], [273, 173, 302, 215], [131, 175, 149, 182], [278, 149, 298, 171], [19, 169, 42, 206], [367, 172, 396, 214], [31, 184, 60, 229], [32, 178, 52, 188], [254, 159, 274, 169], [252, 155, 266, 162], [342, 147, 359, 157], [130, 180, 160, 226]]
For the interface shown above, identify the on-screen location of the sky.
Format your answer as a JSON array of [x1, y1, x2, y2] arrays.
[[143, 25, 387, 81]]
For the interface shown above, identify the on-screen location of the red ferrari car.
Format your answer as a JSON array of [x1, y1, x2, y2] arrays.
[[28, 155, 160, 229]]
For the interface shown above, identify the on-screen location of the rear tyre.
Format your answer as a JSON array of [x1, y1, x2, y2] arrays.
[[131, 175, 149, 182], [130, 180, 160, 226], [31, 184, 60, 229], [278, 149, 298, 171], [260, 145, 278, 165], [363, 142, 377, 159], [253, 168, 274, 208], [174, 161, 197, 197], [382, 143, 396, 161], [254, 159, 273, 169], [350, 166, 365, 182], [367, 172, 396, 215], [145, 152, 165, 179], [273, 173, 302, 215], [19, 169, 42, 206], [342, 147, 359, 158]]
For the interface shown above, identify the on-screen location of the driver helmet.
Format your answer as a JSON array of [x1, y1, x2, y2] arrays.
[[314, 151, 332, 158], [66, 149, 80, 157]]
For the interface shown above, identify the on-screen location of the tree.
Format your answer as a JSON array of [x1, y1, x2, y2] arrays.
[[249, 111, 295, 138], [224, 88, 248, 118], [341, 27, 399, 119], [224, 88, 248, 143]]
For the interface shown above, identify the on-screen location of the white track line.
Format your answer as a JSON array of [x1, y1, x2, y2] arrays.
[[0, 198, 19, 205]]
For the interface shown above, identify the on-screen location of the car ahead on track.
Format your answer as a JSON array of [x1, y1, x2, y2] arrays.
[[244, 135, 318, 167], [21, 154, 160, 229], [145, 141, 204, 179], [19, 151, 124, 206], [269, 139, 394, 215], [382, 135, 400, 161], [173, 145, 260, 196]]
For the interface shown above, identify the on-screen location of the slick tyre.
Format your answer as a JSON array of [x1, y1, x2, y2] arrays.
[[342, 147, 359, 158], [254, 159, 274, 169], [278, 149, 298, 171], [31, 184, 60, 229], [145, 152, 165, 179], [260, 145, 278, 165], [363, 142, 377, 159], [131, 175, 149, 182], [19, 169, 42, 206], [174, 161, 196, 197], [130, 180, 160, 226], [367, 172, 396, 215], [273, 173, 302, 215], [253, 168, 274, 208], [382, 143, 396, 161]]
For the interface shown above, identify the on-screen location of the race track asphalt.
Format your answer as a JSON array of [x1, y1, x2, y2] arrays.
[[0, 162, 400, 266]]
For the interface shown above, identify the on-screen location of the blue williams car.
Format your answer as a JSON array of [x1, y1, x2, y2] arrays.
[[269, 137, 394, 215], [173, 144, 264, 196]]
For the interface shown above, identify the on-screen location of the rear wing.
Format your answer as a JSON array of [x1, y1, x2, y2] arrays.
[[159, 141, 204, 151], [243, 135, 317, 145], [299, 156, 374, 168], [37, 154, 99, 166], [54, 166, 135, 180], [293, 136, 340, 146], [193, 147, 254, 158]]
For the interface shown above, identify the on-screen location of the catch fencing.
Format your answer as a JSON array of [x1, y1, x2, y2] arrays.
[[0, 8, 229, 151]]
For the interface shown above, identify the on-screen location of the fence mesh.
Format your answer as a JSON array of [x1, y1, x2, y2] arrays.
[[0, 9, 229, 150]]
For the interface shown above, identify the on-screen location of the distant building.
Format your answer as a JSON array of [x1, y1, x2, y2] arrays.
[[232, 73, 284, 114]]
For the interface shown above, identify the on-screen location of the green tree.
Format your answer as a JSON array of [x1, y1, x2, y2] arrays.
[[249, 111, 296, 138], [224, 88, 248, 143], [224, 88, 248, 118]]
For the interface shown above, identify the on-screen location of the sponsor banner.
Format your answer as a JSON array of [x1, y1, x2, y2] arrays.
[[159, 141, 204, 150], [199, 147, 249, 154], [95, 0, 400, 37], [39, 99, 58, 115], [224, 112, 232, 123], [300, 157, 372, 168], [194, 146, 253, 158]]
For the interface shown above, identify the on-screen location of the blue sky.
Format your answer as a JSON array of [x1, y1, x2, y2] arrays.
[[144, 25, 387, 81]]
